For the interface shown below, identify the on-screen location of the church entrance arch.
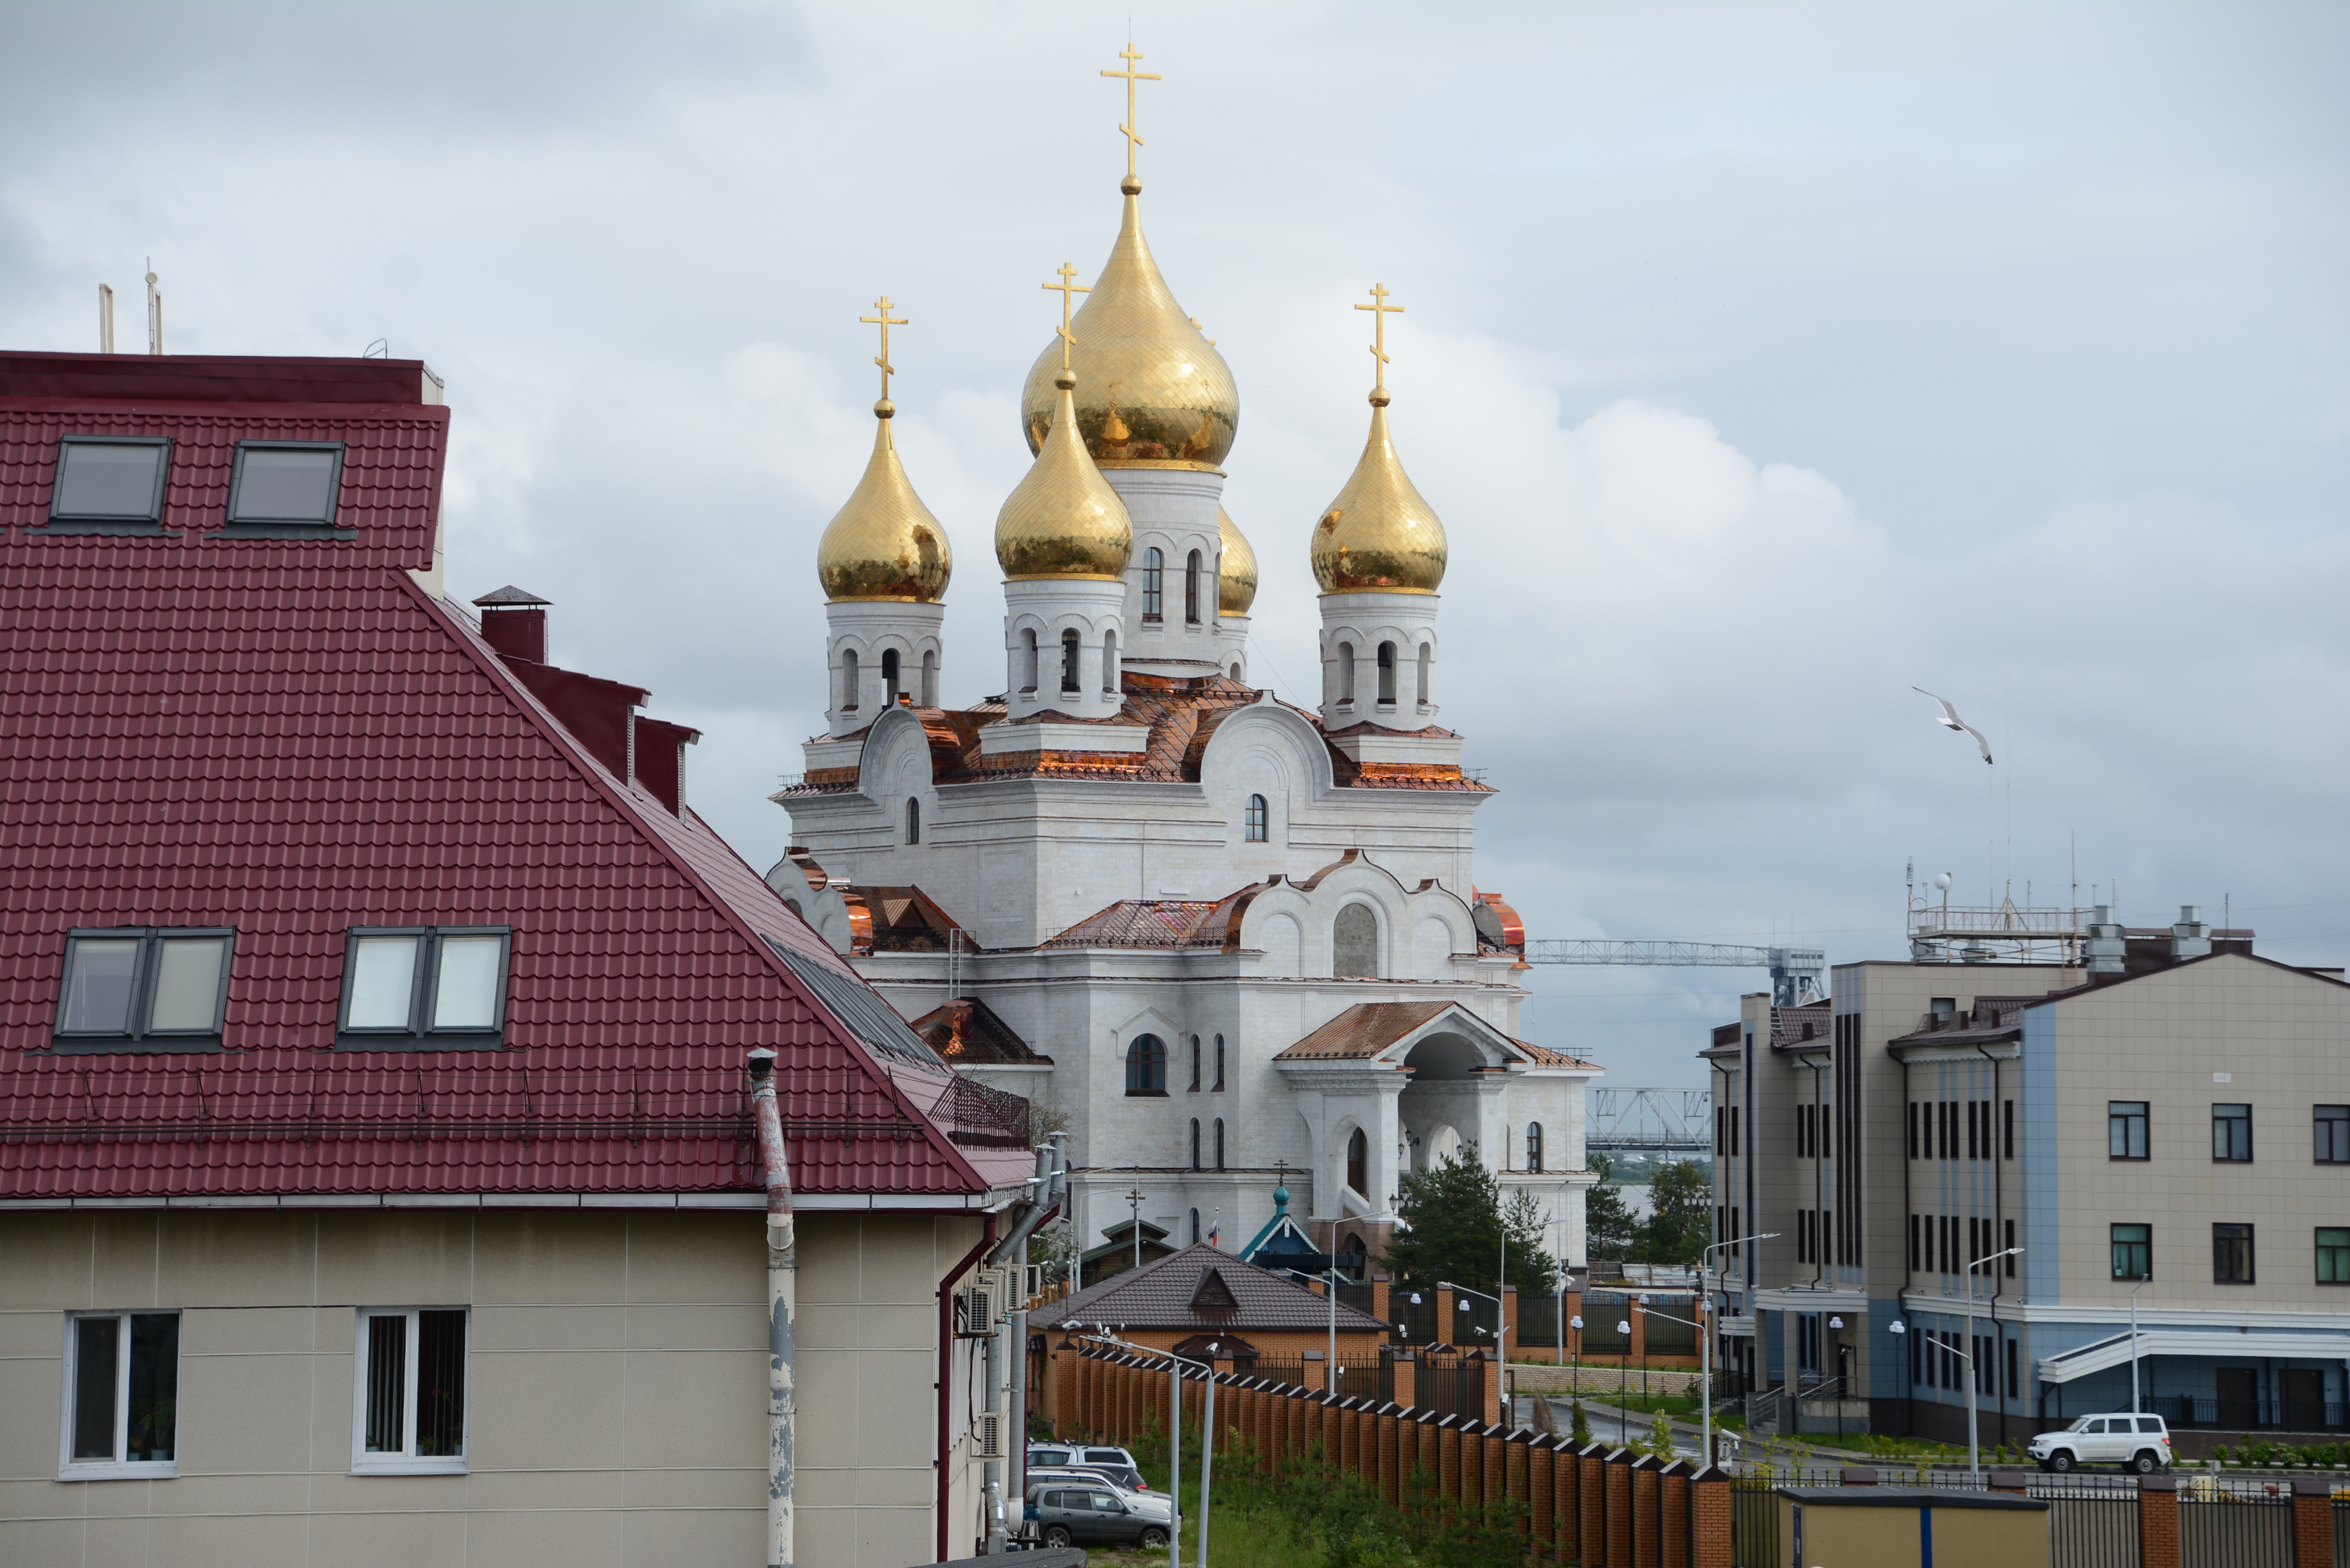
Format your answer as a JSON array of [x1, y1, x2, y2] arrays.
[[1399, 1030, 1495, 1173]]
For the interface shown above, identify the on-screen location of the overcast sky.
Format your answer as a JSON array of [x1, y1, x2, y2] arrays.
[[6, 2, 2344, 1089]]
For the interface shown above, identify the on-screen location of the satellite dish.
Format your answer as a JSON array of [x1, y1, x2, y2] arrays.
[[1933, 872, 1953, 893]]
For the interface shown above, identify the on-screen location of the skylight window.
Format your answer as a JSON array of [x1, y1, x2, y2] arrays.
[[337, 927, 511, 1049], [227, 441, 344, 527], [53, 928, 233, 1051], [48, 436, 171, 530]]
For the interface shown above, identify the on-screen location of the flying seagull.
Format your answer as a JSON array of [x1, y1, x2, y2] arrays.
[[1913, 687, 1994, 765]]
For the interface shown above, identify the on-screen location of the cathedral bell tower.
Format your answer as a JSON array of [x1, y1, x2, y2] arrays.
[[1016, 54, 1239, 681], [1312, 284, 1448, 732], [994, 265, 1133, 722], [814, 297, 951, 736]]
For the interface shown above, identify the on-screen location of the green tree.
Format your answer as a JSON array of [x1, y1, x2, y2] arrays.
[[1583, 1152, 1641, 1265], [1382, 1145, 1560, 1298], [1637, 1159, 1712, 1265]]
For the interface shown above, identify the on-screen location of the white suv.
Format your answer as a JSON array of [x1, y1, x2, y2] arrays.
[[2030, 1413, 2172, 1473]]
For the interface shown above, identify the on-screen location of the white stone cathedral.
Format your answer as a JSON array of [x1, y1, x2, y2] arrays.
[[768, 89, 1597, 1274]]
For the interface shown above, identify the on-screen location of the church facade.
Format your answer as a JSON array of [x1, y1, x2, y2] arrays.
[[767, 84, 1597, 1273]]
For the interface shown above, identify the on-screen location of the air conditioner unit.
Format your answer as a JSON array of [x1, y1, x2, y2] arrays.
[[958, 1277, 999, 1337], [972, 1409, 1008, 1460]]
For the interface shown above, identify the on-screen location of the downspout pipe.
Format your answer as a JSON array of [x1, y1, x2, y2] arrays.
[[748, 1048, 796, 1568]]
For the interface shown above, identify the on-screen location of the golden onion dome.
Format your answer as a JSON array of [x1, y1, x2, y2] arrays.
[[1217, 504, 1257, 616], [816, 403, 953, 602], [995, 372, 1134, 580], [1310, 389, 1448, 594], [1019, 182, 1239, 470]]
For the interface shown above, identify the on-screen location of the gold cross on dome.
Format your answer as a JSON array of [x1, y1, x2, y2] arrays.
[[859, 295, 908, 401], [1101, 42, 1161, 181], [1356, 283, 1404, 391], [1043, 262, 1091, 373]]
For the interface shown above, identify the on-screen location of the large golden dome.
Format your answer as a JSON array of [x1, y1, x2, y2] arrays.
[[1217, 504, 1257, 616], [1020, 183, 1239, 470], [816, 406, 952, 602], [996, 373, 1134, 580], [1310, 391, 1447, 594]]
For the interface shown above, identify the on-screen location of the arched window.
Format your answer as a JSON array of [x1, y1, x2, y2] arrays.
[[1124, 1033, 1167, 1096], [1416, 643, 1431, 705], [1230, 662, 1243, 681], [840, 648, 859, 710], [1191, 1207, 1201, 1244], [904, 797, 920, 844], [1213, 1035, 1225, 1091], [1059, 629, 1080, 693], [1338, 641, 1356, 701], [1214, 1117, 1226, 1170], [1377, 641, 1396, 703], [1019, 629, 1038, 694], [1333, 904, 1379, 978], [1185, 549, 1203, 624], [1189, 1036, 1202, 1092], [1102, 628, 1119, 694], [1526, 1121, 1544, 1173], [1190, 1119, 1202, 1170], [1142, 548, 1165, 621], [1244, 793, 1268, 842], [1346, 1127, 1368, 1196], [920, 649, 938, 708], [881, 648, 901, 707]]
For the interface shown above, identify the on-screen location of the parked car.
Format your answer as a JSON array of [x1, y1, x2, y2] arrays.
[[2030, 1413, 2172, 1473], [1024, 1467, 1166, 1510], [1025, 1443, 1147, 1492], [1024, 1478, 1171, 1549]]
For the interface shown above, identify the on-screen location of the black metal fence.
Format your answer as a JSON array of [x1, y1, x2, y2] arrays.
[[1729, 1476, 1778, 1568], [1330, 1357, 1393, 1405], [1643, 1297, 1697, 1356], [2181, 1479, 2293, 1568], [2335, 1495, 2350, 1568], [1414, 1356, 1486, 1421], [2042, 1479, 2139, 1568], [1582, 1294, 1629, 1354]]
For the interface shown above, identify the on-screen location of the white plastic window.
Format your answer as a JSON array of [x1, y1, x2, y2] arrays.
[[59, 1312, 179, 1480], [351, 1308, 468, 1474]]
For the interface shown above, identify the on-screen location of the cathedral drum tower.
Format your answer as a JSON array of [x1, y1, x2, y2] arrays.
[[772, 45, 1596, 1282]]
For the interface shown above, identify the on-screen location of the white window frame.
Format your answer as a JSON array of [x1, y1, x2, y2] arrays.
[[57, 1310, 180, 1481], [349, 1307, 469, 1475]]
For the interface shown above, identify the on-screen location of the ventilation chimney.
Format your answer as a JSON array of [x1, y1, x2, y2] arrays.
[[473, 585, 550, 664], [2086, 904, 2127, 975], [2172, 904, 2212, 961]]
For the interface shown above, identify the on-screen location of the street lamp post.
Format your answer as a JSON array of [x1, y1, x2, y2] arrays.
[[1965, 1245, 2024, 1475], [1443, 1281, 1513, 1426], [1617, 1316, 1634, 1445], [1697, 1234, 1776, 1463], [1640, 1302, 1710, 1465], [1087, 1331, 1204, 1562], [2129, 1278, 2147, 1414]]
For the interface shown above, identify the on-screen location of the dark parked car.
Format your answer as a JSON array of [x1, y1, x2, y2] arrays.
[[1025, 1456, 1147, 1492], [1025, 1481, 1170, 1550]]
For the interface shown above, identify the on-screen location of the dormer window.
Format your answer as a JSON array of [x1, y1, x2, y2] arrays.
[[337, 926, 511, 1050], [47, 436, 171, 533], [226, 441, 345, 532], [53, 928, 233, 1051]]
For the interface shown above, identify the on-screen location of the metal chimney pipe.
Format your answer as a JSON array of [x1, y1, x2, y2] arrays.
[[748, 1048, 797, 1568]]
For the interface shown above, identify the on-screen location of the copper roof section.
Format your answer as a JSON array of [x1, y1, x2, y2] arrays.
[[1042, 887, 1265, 951], [910, 997, 1052, 1066], [1273, 1001, 1457, 1061], [838, 884, 969, 954], [1035, 1242, 1389, 1333], [775, 672, 1489, 797]]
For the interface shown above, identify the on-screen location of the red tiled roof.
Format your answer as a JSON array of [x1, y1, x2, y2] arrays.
[[0, 370, 1030, 1204], [1042, 891, 1261, 951], [1273, 1001, 1457, 1061]]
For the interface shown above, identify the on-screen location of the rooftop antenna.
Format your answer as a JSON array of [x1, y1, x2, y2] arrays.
[[144, 261, 162, 355], [98, 284, 115, 353], [363, 338, 389, 359]]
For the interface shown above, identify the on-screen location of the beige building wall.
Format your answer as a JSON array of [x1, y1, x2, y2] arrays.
[[2040, 955, 2350, 1310], [0, 1207, 988, 1568]]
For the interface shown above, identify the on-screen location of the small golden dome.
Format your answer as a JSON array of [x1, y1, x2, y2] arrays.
[[1310, 392, 1447, 594], [816, 407, 953, 602], [996, 374, 1134, 580], [1217, 504, 1257, 616], [1019, 189, 1239, 469]]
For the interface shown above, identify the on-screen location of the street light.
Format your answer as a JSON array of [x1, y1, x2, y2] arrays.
[[2129, 1277, 2148, 1414], [1698, 1233, 1777, 1461], [1087, 1330, 1205, 1562], [1442, 1281, 1513, 1426], [1616, 1318, 1634, 1444], [1639, 1299, 1712, 1465], [1966, 1246, 2023, 1478]]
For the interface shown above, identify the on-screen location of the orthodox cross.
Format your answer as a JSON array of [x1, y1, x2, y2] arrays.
[[1101, 42, 1161, 181], [1356, 282, 1404, 391], [859, 295, 907, 402], [1043, 263, 1091, 374], [1125, 1185, 1147, 1271]]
